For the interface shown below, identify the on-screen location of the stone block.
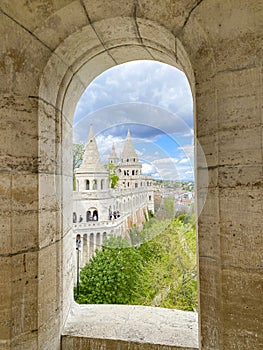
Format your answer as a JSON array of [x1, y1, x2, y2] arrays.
[[0, 257, 11, 342], [93, 17, 138, 49], [221, 266, 263, 349], [110, 45, 152, 65], [0, 174, 11, 255], [38, 172, 63, 247], [219, 186, 263, 267], [0, 13, 50, 95], [11, 252, 38, 338], [0, 95, 39, 173], [61, 231, 74, 321], [138, 18, 176, 56], [218, 164, 262, 188], [62, 304, 198, 349], [198, 217, 220, 259], [198, 258, 222, 349], [38, 99, 60, 175], [218, 125, 262, 166], [38, 243, 60, 327], [146, 47, 178, 68], [82, 0, 134, 22], [216, 67, 262, 130], [136, 0, 196, 33], [0, 1, 73, 33], [62, 117, 73, 178], [197, 133, 218, 169], [62, 175, 73, 237], [34, 1, 88, 50]]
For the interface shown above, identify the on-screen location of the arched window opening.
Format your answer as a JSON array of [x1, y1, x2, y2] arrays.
[[86, 180, 90, 190], [86, 210, 92, 221], [72, 60, 198, 318], [93, 210, 98, 221], [73, 212, 77, 223]]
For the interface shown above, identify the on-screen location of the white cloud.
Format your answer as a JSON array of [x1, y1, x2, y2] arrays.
[[74, 60, 193, 129], [153, 157, 178, 165], [73, 60, 195, 181], [179, 158, 190, 164], [142, 163, 155, 175]]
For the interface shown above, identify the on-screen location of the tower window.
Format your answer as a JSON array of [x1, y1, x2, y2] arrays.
[[86, 180, 90, 190]]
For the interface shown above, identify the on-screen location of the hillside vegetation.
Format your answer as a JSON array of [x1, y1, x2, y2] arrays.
[[74, 214, 197, 311]]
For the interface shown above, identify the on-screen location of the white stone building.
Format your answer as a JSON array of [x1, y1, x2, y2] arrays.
[[73, 126, 154, 266]]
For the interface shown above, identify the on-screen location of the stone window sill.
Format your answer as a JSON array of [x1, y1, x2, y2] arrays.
[[62, 304, 198, 349]]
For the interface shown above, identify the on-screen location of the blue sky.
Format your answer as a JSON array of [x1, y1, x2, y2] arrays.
[[73, 60, 195, 181]]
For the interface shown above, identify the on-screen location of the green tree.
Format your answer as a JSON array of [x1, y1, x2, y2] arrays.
[[134, 216, 197, 311], [73, 142, 85, 190], [74, 236, 143, 304], [104, 163, 119, 188], [75, 216, 197, 311]]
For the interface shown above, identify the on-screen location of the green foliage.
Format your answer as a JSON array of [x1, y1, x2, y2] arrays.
[[104, 163, 119, 188], [74, 236, 143, 304], [75, 215, 197, 311], [134, 216, 197, 311], [73, 143, 85, 190]]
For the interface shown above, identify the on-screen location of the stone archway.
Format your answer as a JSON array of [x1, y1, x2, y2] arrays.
[[1, 2, 261, 350], [38, 17, 200, 348]]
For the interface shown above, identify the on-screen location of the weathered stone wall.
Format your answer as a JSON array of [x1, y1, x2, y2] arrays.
[[0, 1, 262, 349]]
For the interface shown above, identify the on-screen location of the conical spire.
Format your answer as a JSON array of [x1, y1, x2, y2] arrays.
[[110, 144, 118, 158], [109, 143, 119, 165], [121, 130, 138, 161], [77, 125, 107, 173]]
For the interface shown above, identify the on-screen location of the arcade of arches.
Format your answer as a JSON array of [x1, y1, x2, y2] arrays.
[[0, 1, 262, 350]]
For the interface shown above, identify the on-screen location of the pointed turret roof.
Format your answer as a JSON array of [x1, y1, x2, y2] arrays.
[[121, 130, 138, 160], [109, 144, 118, 159], [77, 125, 107, 173], [108, 143, 119, 165]]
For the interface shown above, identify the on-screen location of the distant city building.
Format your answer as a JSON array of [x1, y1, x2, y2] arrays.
[[73, 126, 154, 267]]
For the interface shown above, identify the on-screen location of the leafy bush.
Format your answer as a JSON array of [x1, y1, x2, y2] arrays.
[[75, 216, 197, 311], [74, 236, 143, 304]]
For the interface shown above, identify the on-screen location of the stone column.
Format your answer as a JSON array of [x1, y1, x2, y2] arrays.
[[193, 28, 263, 350]]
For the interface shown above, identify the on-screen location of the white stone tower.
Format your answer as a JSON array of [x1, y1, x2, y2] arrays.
[[118, 130, 142, 189], [108, 144, 119, 166], [74, 125, 110, 222]]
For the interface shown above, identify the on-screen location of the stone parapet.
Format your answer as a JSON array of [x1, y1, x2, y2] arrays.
[[62, 304, 198, 350]]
